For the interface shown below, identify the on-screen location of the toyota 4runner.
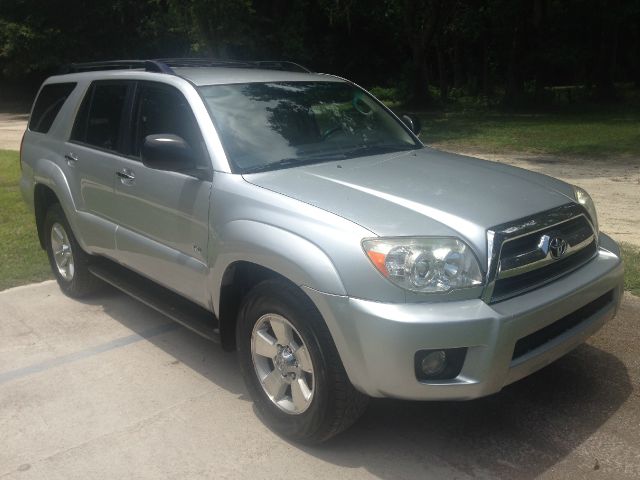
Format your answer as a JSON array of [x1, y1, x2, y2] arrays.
[[20, 59, 624, 443]]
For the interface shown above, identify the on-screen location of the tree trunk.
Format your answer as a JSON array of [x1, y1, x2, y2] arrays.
[[482, 37, 491, 97], [452, 42, 464, 89], [632, 25, 640, 88], [532, 0, 547, 102], [403, 0, 447, 107], [594, 0, 619, 101], [504, 25, 524, 105], [410, 44, 431, 107], [436, 42, 448, 100]]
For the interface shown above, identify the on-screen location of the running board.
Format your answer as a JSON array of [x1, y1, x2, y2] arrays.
[[89, 260, 220, 343]]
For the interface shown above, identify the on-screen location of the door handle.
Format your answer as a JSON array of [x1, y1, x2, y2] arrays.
[[116, 168, 136, 185], [64, 153, 78, 167]]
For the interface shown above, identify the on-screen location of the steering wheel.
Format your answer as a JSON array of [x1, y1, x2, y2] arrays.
[[352, 93, 373, 116], [322, 124, 344, 139]]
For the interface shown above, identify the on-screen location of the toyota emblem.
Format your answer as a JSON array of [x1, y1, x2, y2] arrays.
[[548, 236, 568, 259]]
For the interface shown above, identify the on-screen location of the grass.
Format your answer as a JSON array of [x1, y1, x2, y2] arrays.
[[1, 107, 639, 294], [0, 149, 52, 290], [620, 243, 640, 297], [417, 110, 640, 158]]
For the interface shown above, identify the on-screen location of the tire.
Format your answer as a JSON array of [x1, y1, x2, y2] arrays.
[[44, 203, 101, 298], [236, 278, 368, 443]]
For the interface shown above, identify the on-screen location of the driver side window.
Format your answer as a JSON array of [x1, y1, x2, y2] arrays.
[[132, 83, 206, 165]]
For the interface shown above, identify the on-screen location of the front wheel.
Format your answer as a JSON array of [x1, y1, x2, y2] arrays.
[[236, 279, 368, 443]]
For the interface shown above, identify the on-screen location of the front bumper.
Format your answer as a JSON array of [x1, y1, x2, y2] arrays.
[[303, 233, 624, 400]]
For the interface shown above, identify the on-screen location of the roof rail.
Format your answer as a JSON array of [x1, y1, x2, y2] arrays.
[[155, 58, 252, 69], [60, 60, 173, 75], [156, 58, 311, 73], [252, 61, 311, 73], [59, 58, 311, 75]]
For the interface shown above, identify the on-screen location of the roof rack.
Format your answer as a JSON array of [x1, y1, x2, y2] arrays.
[[60, 60, 173, 75], [252, 61, 311, 73], [59, 58, 311, 75], [158, 58, 311, 73]]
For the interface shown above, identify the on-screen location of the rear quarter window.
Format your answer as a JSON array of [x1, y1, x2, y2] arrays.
[[29, 83, 77, 133]]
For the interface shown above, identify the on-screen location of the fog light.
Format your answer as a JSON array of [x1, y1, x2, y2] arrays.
[[414, 347, 468, 381], [421, 350, 447, 376]]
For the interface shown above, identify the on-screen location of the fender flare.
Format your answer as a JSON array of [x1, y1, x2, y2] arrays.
[[210, 220, 347, 316], [32, 158, 91, 252]]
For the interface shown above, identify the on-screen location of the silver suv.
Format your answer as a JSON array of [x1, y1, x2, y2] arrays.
[[20, 59, 624, 442]]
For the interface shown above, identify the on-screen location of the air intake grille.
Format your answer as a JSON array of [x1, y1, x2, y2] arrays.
[[512, 290, 613, 360]]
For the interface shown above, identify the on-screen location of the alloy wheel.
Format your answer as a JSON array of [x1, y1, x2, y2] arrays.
[[50, 222, 75, 281], [251, 313, 315, 414]]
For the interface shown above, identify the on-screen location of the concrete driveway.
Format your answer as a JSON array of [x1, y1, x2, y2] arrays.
[[0, 113, 27, 150], [1, 108, 639, 478], [1, 281, 639, 479]]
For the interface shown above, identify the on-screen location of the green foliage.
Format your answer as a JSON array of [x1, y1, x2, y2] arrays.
[[0, 150, 51, 290], [409, 86, 640, 156], [1, 1, 639, 105], [369, 86, 400, 103], [168, 0, 254, 56], [419, 109, 640, 157], [621, 243, 640, 297], [0, 0, 192, 78]]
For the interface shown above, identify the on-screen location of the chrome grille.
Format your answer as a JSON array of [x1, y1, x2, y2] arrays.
[[484, 204, 597, 304]]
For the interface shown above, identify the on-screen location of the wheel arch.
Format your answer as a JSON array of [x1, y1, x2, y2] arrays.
[[32, 158, 85, 251], [34, 183, 61, 249], [212, 220, 347, 351]]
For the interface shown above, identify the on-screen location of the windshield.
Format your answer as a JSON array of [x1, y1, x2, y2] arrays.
[[198, 81, 420, 173]]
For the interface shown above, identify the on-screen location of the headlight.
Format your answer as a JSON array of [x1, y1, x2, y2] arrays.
[[362, 237, 483, 293], [573, 185, 599, 234]]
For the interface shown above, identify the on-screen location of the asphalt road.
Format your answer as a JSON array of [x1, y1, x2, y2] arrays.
[[1, 281, 639, 479]]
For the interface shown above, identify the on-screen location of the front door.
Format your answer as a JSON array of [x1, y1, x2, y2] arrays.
[[111, 81, 212, 308]]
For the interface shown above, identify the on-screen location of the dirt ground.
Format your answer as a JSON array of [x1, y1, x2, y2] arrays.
[[465, 151, 640, 248]]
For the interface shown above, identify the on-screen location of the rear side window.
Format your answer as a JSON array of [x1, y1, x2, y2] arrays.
[[29, 83, 76, 133], [71, 82, 129, 152]]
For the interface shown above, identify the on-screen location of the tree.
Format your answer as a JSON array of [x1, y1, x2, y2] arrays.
[[0, 0, 188, 78], [1, 0, 639, 104], [168, 0, 253, 57]]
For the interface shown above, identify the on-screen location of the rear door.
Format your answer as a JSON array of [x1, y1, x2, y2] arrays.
[[111, 81, 212, 308], [65, 80, 133, 254]]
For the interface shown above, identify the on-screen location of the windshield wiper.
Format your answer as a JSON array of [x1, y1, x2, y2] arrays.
[[241, 144, 418, 174], [241, 152, 347, 174], [340, 143, 418, 158]]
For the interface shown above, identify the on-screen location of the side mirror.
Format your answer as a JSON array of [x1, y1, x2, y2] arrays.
[[141, 134, 197, 172], [400, 113, 422, 136]]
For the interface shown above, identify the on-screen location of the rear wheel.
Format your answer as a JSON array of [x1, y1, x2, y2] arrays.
[[44, 204, 101, 297], [237, 279, 368, 443]]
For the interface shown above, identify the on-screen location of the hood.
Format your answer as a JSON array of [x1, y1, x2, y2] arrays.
[[243, 147, 576, 256]]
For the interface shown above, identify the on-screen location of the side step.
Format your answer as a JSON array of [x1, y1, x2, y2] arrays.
[[89, 260, 220, 343]]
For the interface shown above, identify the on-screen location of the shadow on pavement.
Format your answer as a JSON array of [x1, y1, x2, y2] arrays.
[[80, 286, 247, 397], [85, 285, 632, 479], [302, 343, 632, 479]]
